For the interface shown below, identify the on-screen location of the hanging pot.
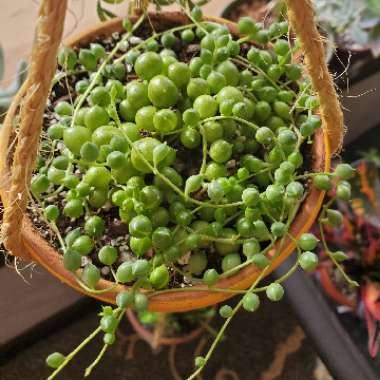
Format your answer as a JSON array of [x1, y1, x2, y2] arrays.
[[0, 1, 342, 312]]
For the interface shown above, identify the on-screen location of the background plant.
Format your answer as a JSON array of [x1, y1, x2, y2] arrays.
[[317, 160, 380, 358], [314, 0, 380, 58], [0, 44, 28, 119], [226, 0, 380, 59]]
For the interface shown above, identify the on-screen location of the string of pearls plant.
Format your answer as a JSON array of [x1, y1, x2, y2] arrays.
[[26, 3, 357, 378]]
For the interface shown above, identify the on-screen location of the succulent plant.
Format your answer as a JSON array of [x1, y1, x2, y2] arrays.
[[317, 160, 380, 357], [3, 1, 354, 379], [315, 0, 380, 58]]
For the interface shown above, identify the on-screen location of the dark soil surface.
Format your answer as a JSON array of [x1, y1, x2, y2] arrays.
[[0, 296, 320, 380]]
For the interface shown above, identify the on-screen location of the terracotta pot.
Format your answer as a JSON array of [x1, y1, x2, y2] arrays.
[[0, 12, 331, 313], [318, 265, 356, 309], [126, 309, 206, 346], [221, 0, 271, 23]]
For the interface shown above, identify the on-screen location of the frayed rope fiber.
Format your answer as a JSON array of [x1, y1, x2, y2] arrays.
[[1, 0, 68, 260], [286, 0, 344, 154]]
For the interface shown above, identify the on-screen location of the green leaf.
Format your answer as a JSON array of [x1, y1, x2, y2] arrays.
[[153, 143, 170, 167], [185, 175, 203, 196], [347, 19, 369, 46], [368, 23, 380, 57], [110, 83, 118, 101], [102, 0, 125, 3], [101, 7, 117, 19], [97, 0, 107, 21], [137, 310, 159, 324], [365, 0, 380, 17], [97, 0, 117, 22], [359, 148, 380, 168], [152, 0, 177, 9], [315, 0, 356, 30], [194, 0, 210, 5]]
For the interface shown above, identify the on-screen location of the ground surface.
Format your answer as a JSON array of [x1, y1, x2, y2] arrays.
[[1, 295, 325, 380]]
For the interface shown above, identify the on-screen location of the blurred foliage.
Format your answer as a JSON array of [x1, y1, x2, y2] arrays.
[[314, 0, 380, 57], [359, 148, 380, 168], [0, 44, 28, 121]]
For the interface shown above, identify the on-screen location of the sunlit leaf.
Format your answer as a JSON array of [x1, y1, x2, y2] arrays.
[[368, 23, 380, 57], [365, 0, 380, 17], [97, 0, 117, 21]]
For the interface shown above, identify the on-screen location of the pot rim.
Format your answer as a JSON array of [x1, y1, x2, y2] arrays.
[[0, 13, 331, 312], [220, 0, 270, 21]]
